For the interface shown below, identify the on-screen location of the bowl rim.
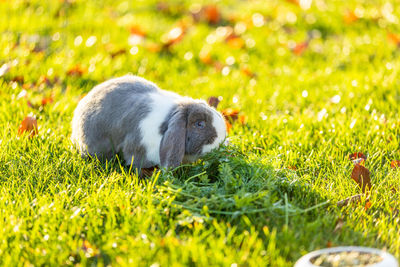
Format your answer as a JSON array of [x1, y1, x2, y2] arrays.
[[294, 246, 399, 267]]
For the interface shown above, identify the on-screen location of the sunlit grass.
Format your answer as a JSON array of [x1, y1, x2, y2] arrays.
[[1, 0, 400, 266]]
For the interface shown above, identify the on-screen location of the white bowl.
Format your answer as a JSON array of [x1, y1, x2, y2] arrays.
[[294, 246, 398, 267]]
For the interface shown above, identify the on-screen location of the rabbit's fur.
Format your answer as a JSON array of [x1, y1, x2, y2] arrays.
[[71, 75, 226, 168]]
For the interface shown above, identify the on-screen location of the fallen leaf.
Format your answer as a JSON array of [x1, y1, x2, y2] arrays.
[[207, 96, 221, 108], [349, 152, 367, 161], [11, 76, 24, 84], [364, 201, 372, 210], [390, 160, 400, 168], [225, 121, 232, 133], [387, 32, 400, 46], [292, 41, 308, 55], [343, 10, 358, 24], [200, 51, 213, 65], [287, 166, 297, 170], [67, 65, 86, 77], [146, 43, 162, 53], [129, 25, 146, 37], [110, 49, 126, 58], [225, 34, 244, 49], [326, 241, 333, 248], [240, 66, 256, 77], [41, 95, 54, 106], [203, 5, 221, 24], [222, 108, 239, 122], [239, 114, 247, 125], [18, 116, 38, 137], [351, 164, 371, 193], [285, 0, 299, 6]]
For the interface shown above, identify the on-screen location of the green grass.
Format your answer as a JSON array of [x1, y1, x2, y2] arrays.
[[1, 0, 400, 266]]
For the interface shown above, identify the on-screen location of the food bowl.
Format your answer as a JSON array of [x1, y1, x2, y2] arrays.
[[294, 246, 398, 267]]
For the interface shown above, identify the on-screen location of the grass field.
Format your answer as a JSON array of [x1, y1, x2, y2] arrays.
[[1, 0, 400, 266]]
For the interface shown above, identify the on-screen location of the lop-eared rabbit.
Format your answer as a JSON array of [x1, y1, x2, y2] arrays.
[[71, 75, 226, 169]]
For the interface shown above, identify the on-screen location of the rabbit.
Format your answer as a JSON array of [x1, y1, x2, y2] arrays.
[[71, 75, 227, 169]]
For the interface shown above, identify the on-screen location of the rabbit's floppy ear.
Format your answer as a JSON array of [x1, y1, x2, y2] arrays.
[[159, 109, 186, 168]]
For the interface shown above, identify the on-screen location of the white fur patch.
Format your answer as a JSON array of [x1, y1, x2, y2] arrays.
[[139, 90, 180, 165], [201, 109, 227, 154]]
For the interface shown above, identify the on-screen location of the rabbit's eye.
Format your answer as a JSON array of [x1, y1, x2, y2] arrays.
[[195, 120, 205, 129]]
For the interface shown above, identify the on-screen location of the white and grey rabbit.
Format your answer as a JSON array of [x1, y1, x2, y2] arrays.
[[71, 75, 226, 168]]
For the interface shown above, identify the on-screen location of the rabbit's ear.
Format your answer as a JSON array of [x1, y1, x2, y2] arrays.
[[159, 109, 186, 168]]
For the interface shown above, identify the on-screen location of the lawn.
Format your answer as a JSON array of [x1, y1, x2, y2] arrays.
[[1, 0, 400, 266]]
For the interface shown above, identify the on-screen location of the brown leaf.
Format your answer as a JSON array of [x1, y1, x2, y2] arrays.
[[292, 41, 308, 55], [349, 152, 367, 161], [225, 34, 244, 49], [240, 66, 256, 77], [343, 10, 358, 24], [11, 76, 24, 84], [41, 96, 54, 106], [351, 164, 371, 193], [222, 108, 239, 122], [129, 25, 146, 37], [203, 5, 221, 24], [388, 32, 400, 46], [238, 114, 247, 125], [390, 160, 400, 168], [225, 121, 232, 133], [364, 201, 372, 211], [67, 65, 86, 77], [110, 49, 126, 58], [207, 96, 221, 108], [18, 116, 38, 138]]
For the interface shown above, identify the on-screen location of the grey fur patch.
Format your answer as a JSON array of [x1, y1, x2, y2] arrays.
[[158, 101, 217, 167], [159, 108, 187, 168], [71, 75, 156, 167]]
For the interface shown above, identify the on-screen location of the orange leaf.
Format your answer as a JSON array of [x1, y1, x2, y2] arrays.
[[146, 43, 162, 53], [285, 0, 299, 6], [225, 121, 232, 133], [67, 65, 86, 77], [239, 114, 247, 125], [222, 108, 239, 122], [200, 50, 213, 65], [326, 241, 333, 248], [41, 96, 54, 106], [11, 76, 24, 84], [241, 66, 255, 77], [225, 34, 244, 49], [292, 41, 308, 55], [349, 152, 367, 161], [207, 96, 221, 108], [343, 10, 358, 24], [364, 201, 372, 210], [388, 32, 400, 46], [129, 25, 146, 37], [351, 164, 371, 193], [18, 116, 38, 137], [203, 5, 221, 24], [288, 166, 297, 170], [391, 160, 400, 168]]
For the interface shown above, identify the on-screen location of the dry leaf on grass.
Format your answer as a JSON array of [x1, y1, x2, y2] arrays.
[[292, 41, 308, 55], [390, 160, 400, 168], [18, 116, 38, 137], [351, 164, 371, 193], [67, 65, 86, 77], [207, 96, 221, 108], [343, 10, 358, 24]]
